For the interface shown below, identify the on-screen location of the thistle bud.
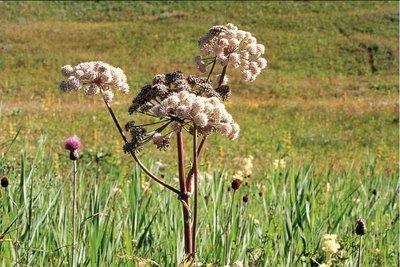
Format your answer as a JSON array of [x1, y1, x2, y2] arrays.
[[356, 218, 366, 236], [231, 178, 242, 191], [1, 176, 9, 188]]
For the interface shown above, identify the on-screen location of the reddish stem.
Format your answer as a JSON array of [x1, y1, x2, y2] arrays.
[[177, 130, 193, 255], [186, 136, 207, 192], [192, 127, 198, 258], [218, 65, 228, 87]]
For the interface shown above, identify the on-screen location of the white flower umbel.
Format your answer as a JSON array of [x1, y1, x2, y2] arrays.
[[147, 92, 239, 140], [60, 61, 130, 102], [196, 23, 267, 81]]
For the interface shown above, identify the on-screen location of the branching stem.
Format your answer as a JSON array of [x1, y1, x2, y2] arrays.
[[101, 95, 180, 195]]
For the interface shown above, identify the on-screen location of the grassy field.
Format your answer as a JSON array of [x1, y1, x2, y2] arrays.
[[0, 1, 399, 266]]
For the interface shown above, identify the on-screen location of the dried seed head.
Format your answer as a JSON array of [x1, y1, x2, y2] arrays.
[[123, 141, 143, 154], [152, 133, 170, 151], [1, 176, 9, 188], [231, 178, 242, 191], [215, 85, 231, 101], [356, 218, 366, 236]]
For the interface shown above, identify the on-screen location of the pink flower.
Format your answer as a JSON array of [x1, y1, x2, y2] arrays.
[[64, 136, 81, 151]]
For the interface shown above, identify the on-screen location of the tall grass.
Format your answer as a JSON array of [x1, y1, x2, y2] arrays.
[[0, 139, 398, 266]]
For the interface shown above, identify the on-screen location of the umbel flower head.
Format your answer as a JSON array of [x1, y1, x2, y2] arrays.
[[124, 71, 239, 154], [59, 61, 129, 103], [64, 136, 81, 160], [195, 23, 267, 81]]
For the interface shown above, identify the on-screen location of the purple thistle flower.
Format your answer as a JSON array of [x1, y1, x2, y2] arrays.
[[64, 136, 81, 151]]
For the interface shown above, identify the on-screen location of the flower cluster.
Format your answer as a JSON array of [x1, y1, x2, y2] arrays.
[[129, 71, 231, 117], [124, 71, 238, 153], [156, 91, 239, 138], [59, 61, 129, 103], [195, 23, 267, 81], [322, 234, 341, 255]]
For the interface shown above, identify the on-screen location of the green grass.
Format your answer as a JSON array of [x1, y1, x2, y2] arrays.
[[0, 140, 398, 266], [0, 1, 398, 266], [0, 1, 398, 174]]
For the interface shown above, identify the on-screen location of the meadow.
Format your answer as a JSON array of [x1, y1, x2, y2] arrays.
[[0, 1, 399, 266]]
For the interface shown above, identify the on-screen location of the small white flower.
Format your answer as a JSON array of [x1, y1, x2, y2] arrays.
[[176, 105, 190, 119], [256, 44, 265, 54], [219, 38, 229, 47], [170, 121, 182, 132], [241, 70, 252, 81], [246, 44, 258, 55], [84, 84, 100, 95], [228, 123, 240, 140], [217, 55, 229, 66], [257, 58, 268, 69], [61, 65, 74, 77], [191, 98, 205, 114], [229, 53, 241, 68], [102, 90, 114, 103], [193, 113, 208, 127]]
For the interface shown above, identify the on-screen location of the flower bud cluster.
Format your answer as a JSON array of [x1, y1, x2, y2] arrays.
[[129, 71, 231, 115], [196, 23, 267, 81], [59, 61, 129, 102]]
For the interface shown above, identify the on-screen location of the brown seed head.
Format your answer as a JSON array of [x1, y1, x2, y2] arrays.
[[1, 176, 9, 188], [231, 178, 242, 191], [242, 195, 249, 203], [356, 218, 366, 236]]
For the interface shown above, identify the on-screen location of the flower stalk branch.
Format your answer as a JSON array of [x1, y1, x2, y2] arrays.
[[101, 94, 180, 195]]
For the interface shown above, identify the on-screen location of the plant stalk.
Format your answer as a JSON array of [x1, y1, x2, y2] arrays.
[[357, 236, 363, 267], [186, 136, 207, 192], [192, 127, 198, 259], [218, 65, 228, 87], [207, 58, 217, 80], [223, 190, 236, 264], [177, 130, 193, 256], [72, 160, 77, 267]]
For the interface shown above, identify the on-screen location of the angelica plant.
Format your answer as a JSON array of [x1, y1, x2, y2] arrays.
[[59, 22, 267, 265]]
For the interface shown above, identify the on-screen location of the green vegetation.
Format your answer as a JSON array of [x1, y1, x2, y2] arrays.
[[0, 142, 398, 266], [0, 1, 398, 266]]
